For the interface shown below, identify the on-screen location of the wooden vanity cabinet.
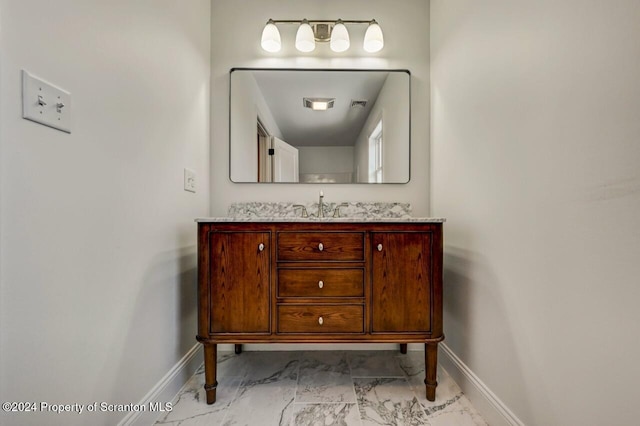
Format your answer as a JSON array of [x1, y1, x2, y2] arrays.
[[197, 221, 443, 404], [208, 231, 270, 334], [371, 232, 433, 333]]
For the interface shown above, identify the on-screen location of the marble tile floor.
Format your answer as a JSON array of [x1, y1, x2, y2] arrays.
[[154, 350, 488, 426]]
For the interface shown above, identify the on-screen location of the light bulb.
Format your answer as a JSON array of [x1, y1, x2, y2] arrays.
[[261, 19, 281, 52], [295, 19, 316, 52], [330, 20, 350, 52], [363, 20, 384, 53], [312, 101, 329, 111]]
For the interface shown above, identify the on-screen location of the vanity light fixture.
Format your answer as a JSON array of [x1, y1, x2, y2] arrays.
[[295, 19, 316, 52], [261, 19, 383, 53], [303, 97, 335, 111], [330, 20, 350, 53], [260, 19, 282, 52], [363, 19, 384, 53]]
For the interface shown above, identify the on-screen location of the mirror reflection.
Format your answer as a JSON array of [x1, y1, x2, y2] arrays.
[[230, 69, 410, 183]]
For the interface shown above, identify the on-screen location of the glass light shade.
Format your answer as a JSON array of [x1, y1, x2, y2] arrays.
[[261, 20, 281, 52], [330, 21, 350, 52], [363, 20, 384, 53], [295, 20, 316, 52]]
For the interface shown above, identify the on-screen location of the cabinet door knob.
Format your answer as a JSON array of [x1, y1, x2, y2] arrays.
[[318, 243, 324, 251], [377, 243, 383, 252], [258, 243, 265, 252], [318, 280, 324, 289], [318, 316, 324, 325]]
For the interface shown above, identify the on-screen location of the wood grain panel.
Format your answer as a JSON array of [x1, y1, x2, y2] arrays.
[[371, 232, 431, 332], [209, 231, 270, 333], [278, 268, 364, 297], [277, 232, 364, 261], [277, 305, 364, 333]]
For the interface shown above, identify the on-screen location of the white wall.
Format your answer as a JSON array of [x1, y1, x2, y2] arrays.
[[230, 71, 282, 182], [354, 72, 410, 183], [0, 1, 211, 425], [431, 1, 640, 425], [211, 0, 430, 214], [298, 146, 354, 175]]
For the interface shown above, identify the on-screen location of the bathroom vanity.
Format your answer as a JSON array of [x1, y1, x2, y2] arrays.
[[196, 205, 444, 404]]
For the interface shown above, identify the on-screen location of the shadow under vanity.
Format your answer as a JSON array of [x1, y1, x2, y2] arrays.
[[195, 202, 445, 403]]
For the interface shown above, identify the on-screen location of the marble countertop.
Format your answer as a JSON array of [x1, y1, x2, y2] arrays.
[[195, 202, 445, 223], [195, 217, 446, 223]]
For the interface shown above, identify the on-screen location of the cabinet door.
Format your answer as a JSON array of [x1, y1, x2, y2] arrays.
[[372, 232, 431, 332], [210, 231, 270, 334]]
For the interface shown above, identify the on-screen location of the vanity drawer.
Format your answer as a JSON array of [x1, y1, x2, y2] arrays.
[[277, 232, 364, 262], [278, 268, 364, 298], [277, 305, 364, 334]]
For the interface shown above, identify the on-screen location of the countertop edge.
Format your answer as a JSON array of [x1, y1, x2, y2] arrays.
[[195, 217, 447, 223]]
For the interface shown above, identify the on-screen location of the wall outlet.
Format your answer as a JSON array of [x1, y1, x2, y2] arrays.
[[184, 168, 196, 193], [22, 70, 71, 133]]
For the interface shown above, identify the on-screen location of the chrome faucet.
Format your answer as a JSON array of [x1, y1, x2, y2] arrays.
[[333, 203, 349, 218], [293, 204, 308, 218], [318, 190, 325, 218]]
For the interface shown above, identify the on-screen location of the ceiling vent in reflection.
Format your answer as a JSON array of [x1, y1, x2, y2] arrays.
[[350, 100, 368, 108], [303, 97, 335, 111]]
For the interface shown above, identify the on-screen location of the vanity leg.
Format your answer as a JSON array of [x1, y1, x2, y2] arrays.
[[235, 344, 242, 354], [424, 343, 438, 401], [203, 343, 218, 404], [400, 344, 407, 354]]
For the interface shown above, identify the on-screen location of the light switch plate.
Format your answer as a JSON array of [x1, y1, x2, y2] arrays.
[[184, 168, 196, 193], [22, 70, 71, 133]]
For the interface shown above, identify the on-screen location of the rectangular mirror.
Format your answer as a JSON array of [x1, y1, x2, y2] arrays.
[[230, 68, 410, 183]]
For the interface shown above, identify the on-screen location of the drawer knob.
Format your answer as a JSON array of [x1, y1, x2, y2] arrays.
[[318, 280, 324, 289], [377, 243, 383, 252], [258, 243, 265, 252], [318, 243, 324, 251], [318, 316, 324, 325]]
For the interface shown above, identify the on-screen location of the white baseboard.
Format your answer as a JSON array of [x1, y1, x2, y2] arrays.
[[118, 343, 203, 426], [439, 343, 525, 426]]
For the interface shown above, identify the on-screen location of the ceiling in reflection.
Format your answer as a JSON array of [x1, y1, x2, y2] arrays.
[[252, 70, 389, 146]]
